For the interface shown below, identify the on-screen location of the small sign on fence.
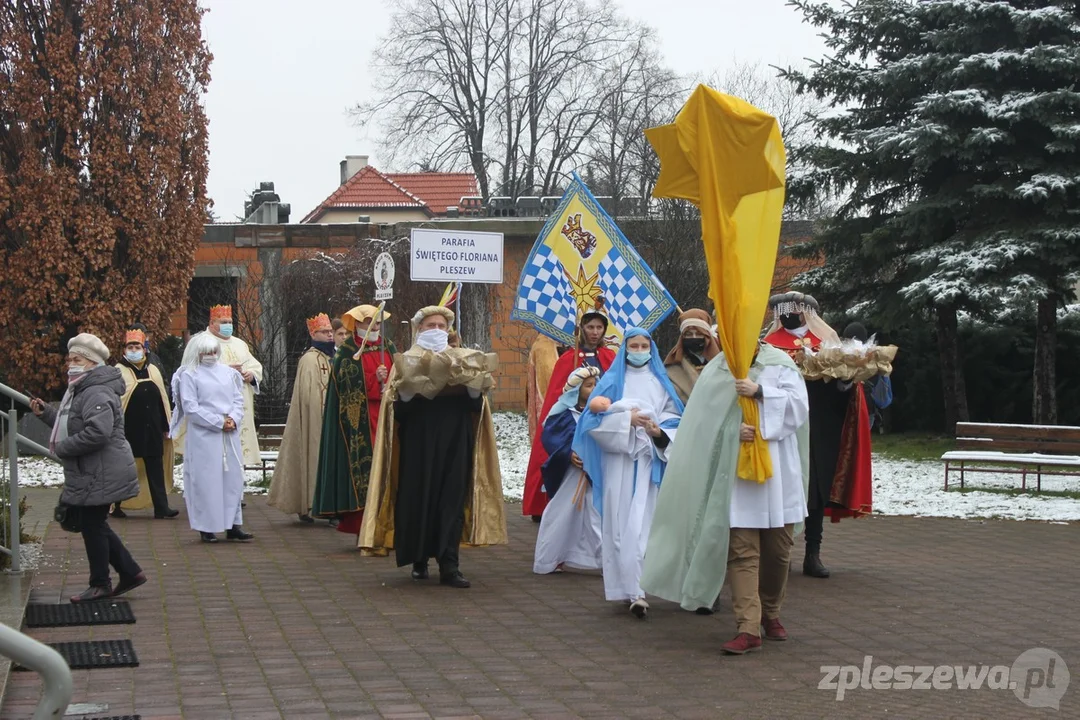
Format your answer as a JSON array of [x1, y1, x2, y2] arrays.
[[374, 252, 395, 301]]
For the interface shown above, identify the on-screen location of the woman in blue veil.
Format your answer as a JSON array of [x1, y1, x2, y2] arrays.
[[572, 327, 683, 618]]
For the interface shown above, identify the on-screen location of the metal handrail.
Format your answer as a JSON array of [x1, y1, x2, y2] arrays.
[[0, 382, 32, 408], [0, 385, 73, 718], [0, 623, 72, 719], [0, 381, 61, 575]]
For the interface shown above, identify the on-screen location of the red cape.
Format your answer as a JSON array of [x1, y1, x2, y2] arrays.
[[521, 347, 615, 516], [826, 383, 873, 521], [763, 328, 822, 357]]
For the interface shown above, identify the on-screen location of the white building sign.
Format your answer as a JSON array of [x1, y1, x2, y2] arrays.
[[409, 228, 504, 284]]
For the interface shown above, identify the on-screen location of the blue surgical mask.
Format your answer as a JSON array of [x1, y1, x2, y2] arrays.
[[125, 350, 144, 363], [218, 323, 233, 338], [627, 351, 651, 368], [68, 364, 88, 377]]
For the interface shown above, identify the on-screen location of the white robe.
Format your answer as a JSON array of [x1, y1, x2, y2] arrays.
[[533, 409, 602, 575], [216, 334, 263, 465], [170, 364, 246, 533], [589, 366, 679, 602], [729, 364, 809, 529]]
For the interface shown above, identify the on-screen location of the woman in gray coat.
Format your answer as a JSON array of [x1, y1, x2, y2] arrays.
[[31, 333, 146, 603]]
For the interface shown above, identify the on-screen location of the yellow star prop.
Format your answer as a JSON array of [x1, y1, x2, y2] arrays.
[[566, 265, 603, 316]]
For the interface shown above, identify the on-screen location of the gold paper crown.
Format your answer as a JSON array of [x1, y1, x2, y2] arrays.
[[210, 305, 232, 322], [306, 313, 332, 335], [125, 329, 146, 345]]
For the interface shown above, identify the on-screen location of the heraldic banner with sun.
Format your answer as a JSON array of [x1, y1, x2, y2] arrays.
[[511, 173, 677, 348]]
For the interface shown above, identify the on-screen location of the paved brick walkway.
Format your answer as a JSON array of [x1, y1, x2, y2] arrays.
[[2, 489, 1077, 719]]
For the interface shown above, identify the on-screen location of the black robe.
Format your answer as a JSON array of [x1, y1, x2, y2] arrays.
[[806, 378, 852, 509], [120, 359, 168, 459], [393, 388, 483, 571]]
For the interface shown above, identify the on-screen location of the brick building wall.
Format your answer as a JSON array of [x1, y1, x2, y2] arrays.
[[176, 220, 817, 414]]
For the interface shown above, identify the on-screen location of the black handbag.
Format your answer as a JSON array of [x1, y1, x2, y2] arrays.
[[54, 504, 83, 533]]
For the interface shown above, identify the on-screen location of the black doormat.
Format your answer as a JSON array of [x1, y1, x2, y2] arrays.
[[14, 640, 139, 670], [25, 600, 135, 628]]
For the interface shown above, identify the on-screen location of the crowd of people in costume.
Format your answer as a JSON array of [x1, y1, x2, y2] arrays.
[[523, 295, 881, 654], [30, 290, 884, 654]]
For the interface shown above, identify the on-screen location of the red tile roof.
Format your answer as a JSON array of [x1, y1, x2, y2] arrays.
[[386, 172, 479, 215], [301, 165, 479, 223]]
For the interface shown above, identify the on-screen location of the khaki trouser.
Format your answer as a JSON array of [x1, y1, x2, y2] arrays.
[[727, 524, 795, 637]]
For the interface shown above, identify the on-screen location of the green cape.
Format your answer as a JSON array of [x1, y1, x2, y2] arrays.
[[312, 338, 396, 517], [640, 343, 809, 610]]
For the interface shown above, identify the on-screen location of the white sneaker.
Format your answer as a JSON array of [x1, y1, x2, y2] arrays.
[[630, 598, 649, 619]]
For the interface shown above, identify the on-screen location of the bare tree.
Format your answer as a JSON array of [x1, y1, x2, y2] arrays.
[[498, 0, 628, 196], [358, 0, 665, 202], [583, 26, 685, 209], [353, 0, 513, 200]]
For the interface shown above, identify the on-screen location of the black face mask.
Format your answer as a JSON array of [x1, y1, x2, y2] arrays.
[[682, 338, 707, 355], [780, 314, 804, 330]]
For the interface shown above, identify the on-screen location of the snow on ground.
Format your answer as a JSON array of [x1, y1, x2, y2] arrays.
[[12, 413, 1080, 522], [493, 412, 530, 501], [871, 457, 1080, 522], [14, 456, 269, 494]]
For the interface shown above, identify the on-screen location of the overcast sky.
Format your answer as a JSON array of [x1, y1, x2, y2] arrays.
[[201, 0, 828, 222]]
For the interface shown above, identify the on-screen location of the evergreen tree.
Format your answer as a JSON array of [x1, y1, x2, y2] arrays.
[[784, 0, 1080, 428]]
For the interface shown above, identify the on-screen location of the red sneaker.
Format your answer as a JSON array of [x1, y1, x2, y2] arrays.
[[721, 632, 762, 655], [762, 617, 788, 641]]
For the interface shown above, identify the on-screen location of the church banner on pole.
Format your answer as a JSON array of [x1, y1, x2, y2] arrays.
[[511, 173, 677, 347]]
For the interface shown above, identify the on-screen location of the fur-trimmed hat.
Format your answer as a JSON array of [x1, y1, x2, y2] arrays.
[[411, 305, 455, 328]]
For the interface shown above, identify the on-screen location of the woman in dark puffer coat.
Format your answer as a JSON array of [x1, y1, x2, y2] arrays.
[[32, 333, 147, 603]]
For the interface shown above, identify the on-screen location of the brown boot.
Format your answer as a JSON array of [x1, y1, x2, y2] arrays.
[[803, 552, 830, 578]]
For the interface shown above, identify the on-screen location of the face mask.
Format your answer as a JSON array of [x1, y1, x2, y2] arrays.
[[218, 323, 233, 338], [682, 338, 707, 355], [780, 314, 803, 330], [364, 330, 381, 343], [200, 354, 218, 366], [416, 328, 449, 352], [627, 351, 651, 368], [68, 364, 88, 377], [125, 350, 144, 363]]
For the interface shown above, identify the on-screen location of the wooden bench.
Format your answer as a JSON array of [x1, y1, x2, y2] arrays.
[[941, 422, 1080, 490], [251, 423, 285, 483]]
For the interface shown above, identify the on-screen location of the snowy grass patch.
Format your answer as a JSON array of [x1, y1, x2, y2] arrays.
[[494, 412, 529, 502], [15, 456, 269, 495], [873, 456, 1080, 522]]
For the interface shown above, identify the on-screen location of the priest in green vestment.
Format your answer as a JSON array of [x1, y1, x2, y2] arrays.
[[312, 304, 395, 534]]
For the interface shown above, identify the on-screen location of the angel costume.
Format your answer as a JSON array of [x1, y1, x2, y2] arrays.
[[170, 333, 246, 536]]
